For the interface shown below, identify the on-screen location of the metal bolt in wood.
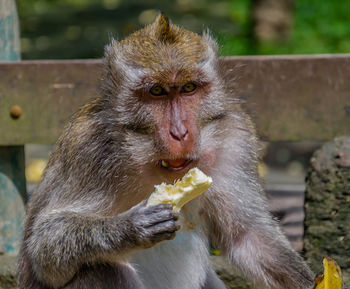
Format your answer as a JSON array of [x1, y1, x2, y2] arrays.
[[10, 105, 22, 119]]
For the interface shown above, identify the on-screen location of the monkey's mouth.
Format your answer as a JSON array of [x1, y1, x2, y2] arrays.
[[159, 158, 194, 172]]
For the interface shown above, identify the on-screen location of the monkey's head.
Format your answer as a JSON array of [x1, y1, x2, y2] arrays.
[[102, 13, 229, 184]]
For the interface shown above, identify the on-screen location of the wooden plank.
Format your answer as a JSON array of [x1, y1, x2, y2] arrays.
[[0, 55, 350, 144], [222, 55, 350, 141], [0, 60, 101, 145]]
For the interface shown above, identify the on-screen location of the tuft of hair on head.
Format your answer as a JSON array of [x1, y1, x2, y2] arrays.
[[152, 12, 177, 43]]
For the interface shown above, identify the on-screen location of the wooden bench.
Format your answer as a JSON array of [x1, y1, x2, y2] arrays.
[[2, 55, 350, 146]]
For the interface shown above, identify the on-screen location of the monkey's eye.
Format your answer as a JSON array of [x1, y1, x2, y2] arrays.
[[149, 85, 167, 97], [181, 82, 197, 94]]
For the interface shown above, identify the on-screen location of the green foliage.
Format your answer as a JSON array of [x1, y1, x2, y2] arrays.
[[220, 0, 350, 55], [292, 0, 350, 54], [16, 0, 350, 59]]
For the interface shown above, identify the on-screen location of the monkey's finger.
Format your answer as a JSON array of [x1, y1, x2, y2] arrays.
[[143, 203, 173, 213], [143, 210, 179, 227], [141, 231, 177, 249], [148, 220, 181, 234], [150, 231, 177, 243], [127, 200, 148, 214], [139, 200, 147, 206]]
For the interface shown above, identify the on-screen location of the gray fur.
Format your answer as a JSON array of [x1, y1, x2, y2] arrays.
[[202, 267, 227, 289], [17, 16, 314, 289]]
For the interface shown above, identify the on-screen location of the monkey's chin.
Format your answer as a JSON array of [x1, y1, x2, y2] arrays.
[[158, 158, 194, 173]]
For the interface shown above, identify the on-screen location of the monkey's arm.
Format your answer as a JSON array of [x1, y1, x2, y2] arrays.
[[202, 189, 314, 289], [25, 201, 179, 288]]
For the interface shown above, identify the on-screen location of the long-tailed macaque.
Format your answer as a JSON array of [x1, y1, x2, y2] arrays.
[[18, 14, 314, 289]]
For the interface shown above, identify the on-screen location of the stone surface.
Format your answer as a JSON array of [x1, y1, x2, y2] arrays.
[[304, 136, 350, 285], [0, 254, 17, 289]]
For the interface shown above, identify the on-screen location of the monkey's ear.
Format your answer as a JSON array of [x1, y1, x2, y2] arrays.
[[202, 30, 218, 56], [152, 12, 176, 43], [199, 30, 218, 68], [104, 38, 120, 59], [104, 38, 126, 68], [103, 38, 125, 78]]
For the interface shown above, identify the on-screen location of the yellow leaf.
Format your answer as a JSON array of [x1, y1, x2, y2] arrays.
[[315, 257, 343, 289]]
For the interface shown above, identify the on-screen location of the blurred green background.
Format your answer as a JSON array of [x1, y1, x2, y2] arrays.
[[17, 0, 350, 60]]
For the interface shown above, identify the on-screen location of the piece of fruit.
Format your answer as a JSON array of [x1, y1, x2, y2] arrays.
[[147, 167, 212, 212]]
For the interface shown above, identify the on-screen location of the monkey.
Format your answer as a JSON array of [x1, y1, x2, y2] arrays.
[[17, 13, 315, 289]]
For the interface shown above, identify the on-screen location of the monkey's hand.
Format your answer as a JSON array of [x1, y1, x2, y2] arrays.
[[120, 201, 181, 249], [22, 201, 178, 288]]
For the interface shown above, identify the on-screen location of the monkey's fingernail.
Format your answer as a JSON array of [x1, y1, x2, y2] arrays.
[[161, 160, 169, 167]]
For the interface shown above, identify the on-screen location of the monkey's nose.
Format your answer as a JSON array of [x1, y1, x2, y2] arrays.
[[169, 127, 188, 142]]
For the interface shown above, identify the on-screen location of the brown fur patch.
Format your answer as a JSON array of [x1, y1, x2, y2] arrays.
[[120, 13, 206, 76]]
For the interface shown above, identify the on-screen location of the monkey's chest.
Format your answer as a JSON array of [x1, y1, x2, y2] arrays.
[[131, 229, 209, 289]]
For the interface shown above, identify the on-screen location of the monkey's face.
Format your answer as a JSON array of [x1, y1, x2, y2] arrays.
[[103, 14, 228, 184], [135, 70, 211, 174], [112, 69, 225, 184]]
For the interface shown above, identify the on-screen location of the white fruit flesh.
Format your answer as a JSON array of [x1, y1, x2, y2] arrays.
[[147, 168, 212, 212]]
